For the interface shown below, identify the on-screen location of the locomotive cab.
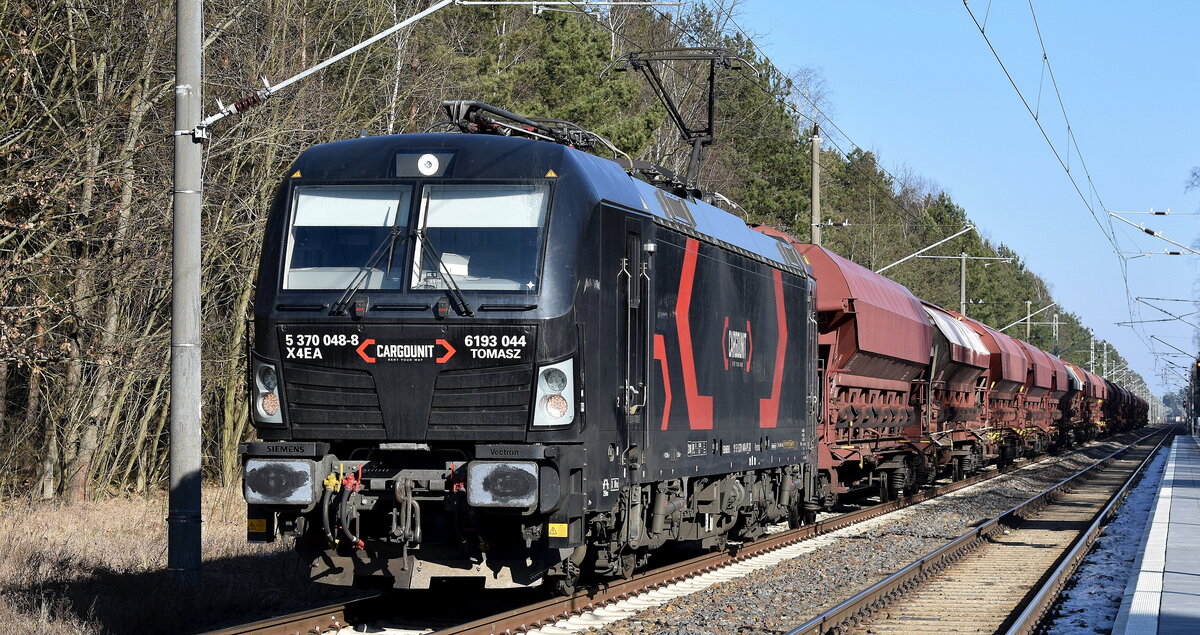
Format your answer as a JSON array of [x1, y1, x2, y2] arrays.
[[244, 134, 600, 590], [241, 125, 818, 593]]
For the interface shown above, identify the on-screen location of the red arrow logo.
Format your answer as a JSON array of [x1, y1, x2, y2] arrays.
[[436, 339, 456, 364], [356, 339, 376, 363]]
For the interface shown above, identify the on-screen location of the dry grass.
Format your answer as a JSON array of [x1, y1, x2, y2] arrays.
[[0, 486, 362, 634]]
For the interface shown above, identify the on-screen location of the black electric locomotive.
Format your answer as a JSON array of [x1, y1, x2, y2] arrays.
[[242, 102, 819, 593]]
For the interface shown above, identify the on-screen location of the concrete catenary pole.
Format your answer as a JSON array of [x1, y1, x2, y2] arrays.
[[169, 0, 203, 584], [811, 124, 821, 246], [1052, 312, 1059, 353], [959, 252, 967, 316], [1188, 362, 1195, 433], [1025, 300, 1032, 340]]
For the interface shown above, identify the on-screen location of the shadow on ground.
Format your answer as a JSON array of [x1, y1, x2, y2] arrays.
[[0, 549, 364, 634]]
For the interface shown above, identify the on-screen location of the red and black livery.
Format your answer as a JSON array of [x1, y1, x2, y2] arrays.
[[241, 103, 820, 593]]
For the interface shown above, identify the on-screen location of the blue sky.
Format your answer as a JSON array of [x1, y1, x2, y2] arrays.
[[739, 1, 1200, 398]]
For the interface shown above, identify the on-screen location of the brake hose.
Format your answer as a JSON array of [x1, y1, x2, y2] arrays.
[[337, 487, 364, 549], [321, 487, 336, 545]]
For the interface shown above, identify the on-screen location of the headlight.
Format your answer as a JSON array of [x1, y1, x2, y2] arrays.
[[543, 394, 569, 419], [261, 392, 280, 416], [253, 359, 283, 424], [542, 368, 568, 392], [532, 359, 574, 427], [258, 365, 278, 391]]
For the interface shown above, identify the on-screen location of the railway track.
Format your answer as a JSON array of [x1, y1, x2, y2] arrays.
[[200, 596, 383, 635], [787, 428, 1171, 635], [202, 442, 1092, 635]]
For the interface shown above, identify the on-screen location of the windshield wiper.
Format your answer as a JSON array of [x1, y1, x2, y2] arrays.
[[416, 229, 473, 316], [332, 225, 403, 316]]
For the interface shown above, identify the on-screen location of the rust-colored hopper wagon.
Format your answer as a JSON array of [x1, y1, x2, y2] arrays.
[[1043, 353, 1072, 431], [1131, 393, 1149, 428], [1054, 359, 1087, 446], [1015, 340, 1056, 456], [954, 314, 1029, 466], [1102, 381, 1143, 433], [1102, 381, 1124, 433], [1079, 369, 1108, 436], [794, 243, 932, 502], [921, 303, 990, 479]]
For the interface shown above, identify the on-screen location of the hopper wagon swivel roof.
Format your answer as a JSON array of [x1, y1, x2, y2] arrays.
[[1044, 353, 1071, 399], [922, 303, 989, 368], [1082, 369, 1108, 401], [922, 302, 990, 391], [954, 313, 1028, 395], [1061, 362, 1085, 394], [796, 244, 932, 383], [1016, 340, 1053, 398]]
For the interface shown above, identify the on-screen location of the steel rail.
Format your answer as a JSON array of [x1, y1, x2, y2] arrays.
[[785, 428, 1169, 635], [201, 593, 385, 635]]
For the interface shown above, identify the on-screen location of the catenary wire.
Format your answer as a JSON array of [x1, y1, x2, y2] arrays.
[[636, 2, 950, 236]]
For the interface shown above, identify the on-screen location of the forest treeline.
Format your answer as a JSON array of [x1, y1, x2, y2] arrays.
[[0, 0, 1147, 499]]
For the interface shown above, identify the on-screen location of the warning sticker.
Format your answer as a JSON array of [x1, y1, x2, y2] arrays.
[[547, 523, 568, 538]]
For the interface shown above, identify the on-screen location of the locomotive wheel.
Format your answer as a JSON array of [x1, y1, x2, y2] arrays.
[[789, 502, 818, 528], [552, 577, 576, 596], [618, 552, 637, 579], [552, 555, 582, 596], [800, 505, 817, 526]]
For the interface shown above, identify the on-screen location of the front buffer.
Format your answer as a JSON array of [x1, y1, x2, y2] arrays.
[[243, 440, 586, 590]]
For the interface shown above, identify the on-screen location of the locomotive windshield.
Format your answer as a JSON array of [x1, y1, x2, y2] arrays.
[[412, 184, 549, 292], [281, 183, 550, 293], [284, 185, 413, 290]]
